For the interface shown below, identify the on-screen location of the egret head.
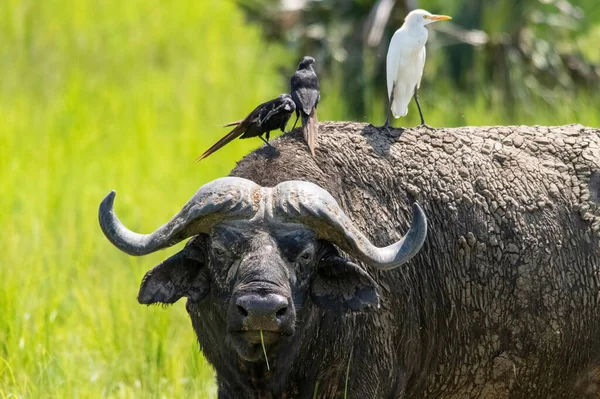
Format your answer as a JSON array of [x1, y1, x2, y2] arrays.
[[405, 9, 451, 26], [297, 56, 315, 70]]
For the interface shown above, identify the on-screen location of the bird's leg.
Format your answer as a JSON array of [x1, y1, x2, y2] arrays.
[[383, 103, 392, 129], [413, 88, 433, 130], [259, 134, 273, 148], [291, 113, 299, 131], [381, 82, 396, 130]]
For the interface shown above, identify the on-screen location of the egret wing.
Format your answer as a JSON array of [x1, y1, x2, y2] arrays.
[[387, 31, 416, 95], [386, 31, 404, 99], [387, 31, 418, 117], [416, 46, 426, 90]]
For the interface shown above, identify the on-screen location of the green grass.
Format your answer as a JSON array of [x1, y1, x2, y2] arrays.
[[0, 1, 291, 397], [1, 1, 598, 398]]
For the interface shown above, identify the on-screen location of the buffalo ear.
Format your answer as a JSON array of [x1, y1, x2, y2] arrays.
[[138, 237, 210, 305], [310, 251, 379, 312]]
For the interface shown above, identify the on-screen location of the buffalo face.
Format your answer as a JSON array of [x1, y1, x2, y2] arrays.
[[99, 177, 427, 363], [136, 222, 380, 361]]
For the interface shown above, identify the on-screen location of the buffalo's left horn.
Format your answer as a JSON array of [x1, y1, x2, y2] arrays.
[[272, 181, 427, 270], [98, 177, 262, 256]]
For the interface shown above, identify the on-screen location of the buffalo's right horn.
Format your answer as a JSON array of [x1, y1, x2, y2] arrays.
[[98, 177, 262, 256], [272, 181, 427, 270]]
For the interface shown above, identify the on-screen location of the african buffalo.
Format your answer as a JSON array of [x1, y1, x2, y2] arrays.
[[99, 122, 600, 398]]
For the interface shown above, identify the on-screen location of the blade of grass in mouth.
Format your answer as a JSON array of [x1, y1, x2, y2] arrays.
[[344, 349, 352, 398], [313, 379, 320, 398], [260, 330, 270, 371]]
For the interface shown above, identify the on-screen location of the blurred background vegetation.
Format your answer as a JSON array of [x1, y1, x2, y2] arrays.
[[0, 0, 598, 397], [239, 0, 600, 124]]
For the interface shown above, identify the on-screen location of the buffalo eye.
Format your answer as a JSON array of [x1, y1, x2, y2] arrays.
[[297, 246, 314, 265], [212, 246, 227, 257]]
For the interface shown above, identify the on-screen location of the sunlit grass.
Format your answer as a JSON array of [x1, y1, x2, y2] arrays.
[[1, 0, 599, 398], [0, 1, 291, 397]]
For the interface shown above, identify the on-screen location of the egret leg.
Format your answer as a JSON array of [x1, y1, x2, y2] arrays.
[[413, 88, 433, 129], [381, 82, 396, 129], [383, 101, 392, 128]]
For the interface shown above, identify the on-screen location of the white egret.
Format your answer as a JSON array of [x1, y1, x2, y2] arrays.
[[384, 9, 451, 128]]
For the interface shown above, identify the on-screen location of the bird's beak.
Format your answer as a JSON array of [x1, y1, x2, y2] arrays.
[[427, 14, 452, 21]]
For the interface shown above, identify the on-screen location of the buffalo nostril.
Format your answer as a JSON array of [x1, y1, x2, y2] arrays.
[[233, 294, 294, 333], [276, 306, 288, 318], [235, 294, 290, 321], [237, 305, 249, 317]]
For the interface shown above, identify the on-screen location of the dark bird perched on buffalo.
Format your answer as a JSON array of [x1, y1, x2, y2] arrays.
[[195, 93, 295, 162], [99, 122, 600, 398], [291, 56, 320, 157]]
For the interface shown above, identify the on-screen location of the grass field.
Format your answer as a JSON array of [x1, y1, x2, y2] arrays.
[[0, 1, 598, 398], [0, 1, 291, 397]]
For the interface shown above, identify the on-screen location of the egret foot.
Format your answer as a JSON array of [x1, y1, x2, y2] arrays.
[[378, 109, 394, 130], [418, 123, 435, 130], [378, 122, 393, 131], [378, 123, 405, 137], [381, 85, 396, 131]]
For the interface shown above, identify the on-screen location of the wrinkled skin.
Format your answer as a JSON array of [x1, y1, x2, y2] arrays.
[[134, 122, 600, 398], [137, 220, 380, 398]]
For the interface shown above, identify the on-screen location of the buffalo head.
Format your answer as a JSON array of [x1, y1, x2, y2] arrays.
[[98, 177, 426, 362]]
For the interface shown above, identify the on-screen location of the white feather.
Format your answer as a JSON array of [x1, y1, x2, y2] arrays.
[[385, 9, 449, 120]]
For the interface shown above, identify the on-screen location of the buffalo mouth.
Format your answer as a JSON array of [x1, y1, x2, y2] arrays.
[[240, 330, 283, 345], [228, 330, 290, 362]]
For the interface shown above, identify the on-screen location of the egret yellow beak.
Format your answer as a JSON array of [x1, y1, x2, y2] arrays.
[[427, 15, 452, 21]]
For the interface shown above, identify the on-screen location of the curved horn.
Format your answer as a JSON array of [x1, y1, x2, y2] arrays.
[[98, 177, 262, 256], [272, 181, 427, 270]]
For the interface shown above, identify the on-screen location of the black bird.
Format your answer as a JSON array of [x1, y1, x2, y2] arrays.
[[290, 56, 320, 157], [196, 94, 296, 162]]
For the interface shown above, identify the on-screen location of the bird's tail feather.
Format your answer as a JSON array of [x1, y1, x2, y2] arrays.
[[222, 120, 242, 127], [391, 84, 411, 118], [302, 109, 318, 157], [195, 125, 244, 163]]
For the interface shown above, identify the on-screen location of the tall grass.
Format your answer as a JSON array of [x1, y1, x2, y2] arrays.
[[0, 0, 598, 398], [0, 1, 291, 397]]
